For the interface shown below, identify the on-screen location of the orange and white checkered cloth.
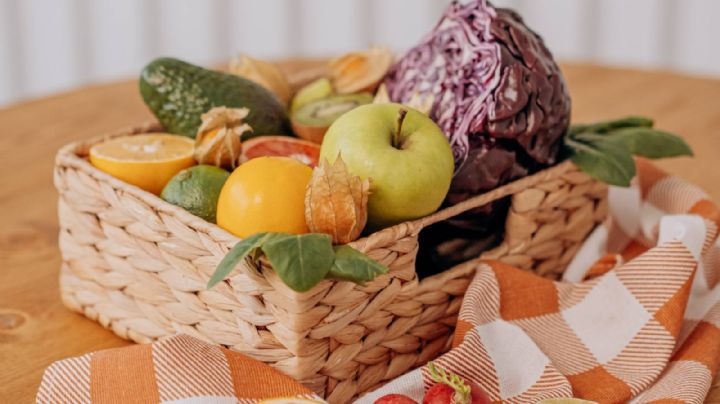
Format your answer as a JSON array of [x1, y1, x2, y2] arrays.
[[39, 158, 720, 403], [361, 158, 720, 403], [37, 333, 323, 403]]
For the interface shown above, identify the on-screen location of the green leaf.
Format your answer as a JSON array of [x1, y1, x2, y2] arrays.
[[208, 232, 275, 289], [567, 135, 636, 187], [261, 233, 335, 292], [327, 245, 388, 284], [569, 116, 653, 135], [606, 127, 693, 159], [210, 232, 388, 293]]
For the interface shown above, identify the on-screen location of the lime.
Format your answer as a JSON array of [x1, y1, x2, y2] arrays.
[[161, 165, 230, 223]]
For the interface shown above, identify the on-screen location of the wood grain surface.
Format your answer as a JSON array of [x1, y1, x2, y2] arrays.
[[0, 62, 719, 403]]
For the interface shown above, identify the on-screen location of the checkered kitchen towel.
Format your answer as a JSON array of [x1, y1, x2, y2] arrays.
[[36, 334, 323, 403], [39, 158, 720, 403], [361, 158, 720, 403]]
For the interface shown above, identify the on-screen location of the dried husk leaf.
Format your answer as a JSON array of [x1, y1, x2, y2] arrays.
[[193, 107, 252, 170], [373, 83, 391, 104], [329, 46, 393, 94], [229, 54, 292, 105], [305, 156, 370, 244], [373, 84, 434, 116]]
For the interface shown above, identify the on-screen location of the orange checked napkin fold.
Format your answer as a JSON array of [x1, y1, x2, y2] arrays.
[[38, 158, 720, 404]]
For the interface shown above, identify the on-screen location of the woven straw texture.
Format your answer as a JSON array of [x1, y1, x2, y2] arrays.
[[54, 123, 607, 403]]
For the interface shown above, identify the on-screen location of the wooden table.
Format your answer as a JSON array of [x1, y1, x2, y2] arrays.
[[1, 63, 719, 403]]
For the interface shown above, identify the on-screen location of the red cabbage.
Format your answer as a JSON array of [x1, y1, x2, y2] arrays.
[[385, 0, 571, 273], [384, 0, 571, 202]]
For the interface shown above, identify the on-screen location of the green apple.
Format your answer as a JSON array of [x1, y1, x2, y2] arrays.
[[320, 103, 454, 230]]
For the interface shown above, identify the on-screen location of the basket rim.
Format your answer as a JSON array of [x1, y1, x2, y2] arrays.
[[55, 121, 239, 249], [55, 121, 579, 253]]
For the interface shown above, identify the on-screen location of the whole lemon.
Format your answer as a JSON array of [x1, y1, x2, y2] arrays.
[[217, 156, 312, 238]]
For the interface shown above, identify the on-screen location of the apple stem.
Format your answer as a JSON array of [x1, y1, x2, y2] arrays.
[[394, 108, 408, 149]]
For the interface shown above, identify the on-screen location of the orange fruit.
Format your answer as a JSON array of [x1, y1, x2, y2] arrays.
[[89, 134, 195, 195], [217, 156, 312, 238]]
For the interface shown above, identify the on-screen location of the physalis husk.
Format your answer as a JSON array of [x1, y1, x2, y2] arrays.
[[305, 156, 370, 244], [193, 107, 252, 170]]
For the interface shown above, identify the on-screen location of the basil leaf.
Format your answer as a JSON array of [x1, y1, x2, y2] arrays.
[[208, 232, 274, 288], [567, 135, 636, 187], [606, 127, 693, 159], [570, 116, 653, 135], [566, 116, 693, 187], [261, 233, 335, 292], [328, 245, 388, 284]]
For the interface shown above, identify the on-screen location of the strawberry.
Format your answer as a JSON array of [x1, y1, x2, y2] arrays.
[[468, 381, 491, 404], [374, 394, 418, 404], [423, 362, 490, 404], [423, 382, 459, 404]]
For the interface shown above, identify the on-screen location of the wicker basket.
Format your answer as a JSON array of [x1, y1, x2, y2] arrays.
[[54, 122, 607, 403]]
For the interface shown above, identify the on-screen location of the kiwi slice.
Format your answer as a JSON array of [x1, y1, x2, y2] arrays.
[[291, 93, 373, 144], [290, 77, 333, 114]]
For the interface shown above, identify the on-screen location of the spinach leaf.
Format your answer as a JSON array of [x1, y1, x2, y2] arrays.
[[261, 233, 335, 292], [565, 116, 692, 187], [208, 232, 274, 288], [607, 127, 693, 158], [567, 135, 636, 187], [328, 245, 388, 284], [569, 116, 653, 135]]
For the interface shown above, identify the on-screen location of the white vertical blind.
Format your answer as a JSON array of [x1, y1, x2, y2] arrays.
[[155, 0, 226, 65], [86, 0, 150, 81], [593, 0, 673, 67], [0, 0, 19, 105], [511, 0, 599, 60], [15, 0, 87, 98], [672, 0, 720, 77], [228, 0, 298, 60], [369, 0, 448, 52], [0, 0, 719, 107], [296, 0, 366, 56]]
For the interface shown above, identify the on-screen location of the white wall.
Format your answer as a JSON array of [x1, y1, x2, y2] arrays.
[[1, 0, 719, 107]]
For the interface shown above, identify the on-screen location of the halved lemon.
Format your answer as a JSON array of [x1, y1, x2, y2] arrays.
[[89, 134, 195, 195]]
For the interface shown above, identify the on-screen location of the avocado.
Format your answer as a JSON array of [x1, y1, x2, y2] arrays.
[[140, 57, 290, 139]]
